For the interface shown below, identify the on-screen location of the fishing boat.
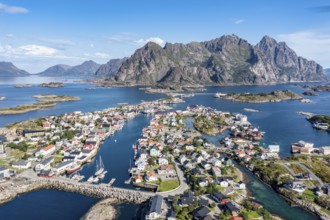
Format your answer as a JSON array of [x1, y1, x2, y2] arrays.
[[94, 157, 105, 176], [72, 173, 85, 182]]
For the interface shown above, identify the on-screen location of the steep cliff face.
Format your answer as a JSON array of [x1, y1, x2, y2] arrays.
[[109, 35, 327, 85], [95, 58, 127, 78]]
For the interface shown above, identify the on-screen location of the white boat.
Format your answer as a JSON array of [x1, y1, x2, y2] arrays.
[[98, 173, 105, 179], [313, 122, 329, 130], [214, 92, 227, 98], [92, 177, 99, 183], [94, 157, 105, 176], [87, 176, 94, 183]]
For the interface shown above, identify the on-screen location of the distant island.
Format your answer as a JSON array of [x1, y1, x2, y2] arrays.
[[39, 82, 64, 88], [307, 115, 330, 131], [15, 84, 33, 88], [299, 84, 330, 92], [0, 94, 80, 115], [215, 90, 303, 103]]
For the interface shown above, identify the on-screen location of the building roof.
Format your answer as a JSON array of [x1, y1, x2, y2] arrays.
[[226, 202, 240, 212], [43, 144, 55, 151], [0, 166, 9, 172], [192, 206, 210, 219], [40, 157, 54, 166], [149, 195, 163, 214], [12, 160, 29, 166]]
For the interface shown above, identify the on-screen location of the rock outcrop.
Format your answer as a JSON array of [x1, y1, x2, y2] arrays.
[[95, 58, 127, 78], [108, 35, 327, 86]]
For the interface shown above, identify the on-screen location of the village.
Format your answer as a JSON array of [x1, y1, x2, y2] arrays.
[[0, 97, 329, 220]]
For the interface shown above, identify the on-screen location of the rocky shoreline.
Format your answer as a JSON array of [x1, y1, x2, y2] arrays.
[[235, 160, 330, 220], [80, 198, 118, 220]]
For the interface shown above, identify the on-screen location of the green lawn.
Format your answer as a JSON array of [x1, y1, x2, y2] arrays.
[[302, 189, 316, 202], [157, 179, 180, 192], [241, 209, 261, 220]]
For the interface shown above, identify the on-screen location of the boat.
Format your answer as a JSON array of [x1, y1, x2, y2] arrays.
[[313, 122, 329, 130], [87, 176, 94, 183], [92, 177, 99, 183], [214, 92, 227, 98], [72, 173, 85, 182], [94, 157, 105, 176], [98, 173, 105, 179], [0, 97, 5, 101], [66, 162, 81, 174]]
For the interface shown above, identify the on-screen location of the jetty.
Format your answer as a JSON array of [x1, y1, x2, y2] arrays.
[[0, 176, 153, 205]]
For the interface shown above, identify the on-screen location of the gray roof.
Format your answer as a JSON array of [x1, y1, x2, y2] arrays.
[[0, 166, 9, 172], [149, 195, 163, 214], [53, 160, 73, 169], [12, 160, 29, 166], [40, 157, 54, 166]]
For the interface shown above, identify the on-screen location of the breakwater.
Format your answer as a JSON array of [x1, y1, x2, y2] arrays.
[[0, 177, 154, 205]]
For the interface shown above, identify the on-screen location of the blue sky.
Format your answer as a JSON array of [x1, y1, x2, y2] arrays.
[[1, 0, 330, 72]]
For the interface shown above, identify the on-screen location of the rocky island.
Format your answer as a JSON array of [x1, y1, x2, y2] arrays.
[[15, 84, 33, 88], [215, 90, 303, 103], [299, 84, 330, 92], [0, 95, 80, 115], [80, 198, 117, 220], [39, 82, 64, 88]]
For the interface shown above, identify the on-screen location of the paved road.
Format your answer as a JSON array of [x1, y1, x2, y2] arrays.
[[278, 162, 324, 186], [156, 161, 190, 197]]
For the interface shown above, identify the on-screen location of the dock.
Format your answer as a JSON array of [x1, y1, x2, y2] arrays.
[[124, 177, 131, 184], [108, 178, 116, 186]]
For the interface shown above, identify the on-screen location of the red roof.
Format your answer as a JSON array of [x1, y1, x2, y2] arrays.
[[43, 145, 55, 151], [230, 217, 243, 220]]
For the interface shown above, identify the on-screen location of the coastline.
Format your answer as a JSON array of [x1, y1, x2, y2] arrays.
[[233, 158, 330, 220], [80, 198, 118, 220]]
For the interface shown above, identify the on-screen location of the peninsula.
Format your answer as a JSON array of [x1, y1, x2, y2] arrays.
[[0, 95, 80, 115], [215, 90, 303, 103]]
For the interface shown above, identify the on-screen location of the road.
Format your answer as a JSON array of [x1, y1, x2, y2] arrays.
[[278, 162, 324, 186], [156, 161, 190, 197]]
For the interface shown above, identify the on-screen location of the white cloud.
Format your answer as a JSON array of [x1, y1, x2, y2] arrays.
[[18, 44, 59, 56], [135, 37, 165, 47], [277, 31, 330, 67], [6, 34, 16, 38], [38, 38, 76, 50], [0, 3, 28, 14], [94, 52, 111, 59], [234, 19, 244, 24]]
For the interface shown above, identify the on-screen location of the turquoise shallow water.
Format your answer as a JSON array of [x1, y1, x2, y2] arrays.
[[0, 77, 328, 219]]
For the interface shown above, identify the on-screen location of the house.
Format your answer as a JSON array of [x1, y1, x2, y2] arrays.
[[0, 166, 10, 180], [192, 206, 210, 220], [225, 202, 240, 216], [157, 164, 175, 175], [166, 208, 176, 220], [200, 161, 211, 170], [216, 177, 229, 187], [179, 155, 187, 164], [145, 171, 158, 182], [183, 161, 194, 170], [36, 145, 56, 157], [210, 158, 221, 167], [23, 130, 45, 138], [268, 145, 280, 153], [0, 144, 6, 158], [284, 180, 305, 193], [191, 167, 203, 176], [212, 166, 222, 177], [158, 158, 168, 165], [229, 217, 243, 220], [291, 141, 314, 154], [38, 169, 55, 178], [12, 160, 31, 169], [133, 175, 143, 183], [180, 191, 195, 206], [320, 146, 330, 155], [35, 157, 54, 171], [146, 195, 164, 220], [211, 191, 229, 204], [197, 177, 209, 187], [43, 121, 51, 130], [52, 161, 74, 174], [234, 181, 246, 190]]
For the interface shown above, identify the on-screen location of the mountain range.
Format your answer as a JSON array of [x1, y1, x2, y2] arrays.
[[108, 35, 327, 86], [0, 62, 29, 77], [36, 60, 101, 77], [0, 34, 328, 85]]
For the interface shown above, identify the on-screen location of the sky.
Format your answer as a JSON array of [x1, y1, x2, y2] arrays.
[[1, 0, 330, 73]]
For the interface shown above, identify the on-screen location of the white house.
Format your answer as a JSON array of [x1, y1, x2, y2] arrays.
[[35, 157, 54, 171], [52, 161, 74, 174], [35, 145, 56, 157], [268, 145, 280, 153], [146, 195, 164, 220], [158, 158, 168, 165], [12, 160, 31, 169]]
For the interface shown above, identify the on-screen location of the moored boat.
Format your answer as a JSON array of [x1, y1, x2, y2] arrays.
[[66, 162, 81, 174]]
